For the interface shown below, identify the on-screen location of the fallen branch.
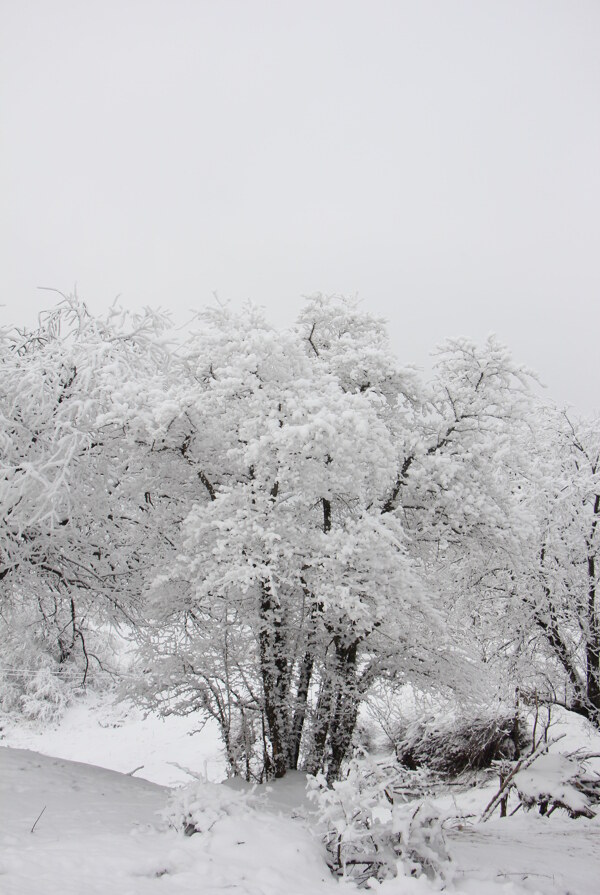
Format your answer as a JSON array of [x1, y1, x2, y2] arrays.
[[481, 734, 565, 821]]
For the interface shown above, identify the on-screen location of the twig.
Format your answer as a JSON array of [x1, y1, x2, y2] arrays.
[[126, 765, 145, 776], [167, 761, 207, 781], [31, 805, 46, 833], [568, 751, 600, 761]]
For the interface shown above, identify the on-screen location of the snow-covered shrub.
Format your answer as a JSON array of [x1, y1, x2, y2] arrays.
[[0, 610, 77, 723], [393, 800, 452, 882], [18, 664, 73, 723], [483, 732, 600, 821], [163, 780, 253, 836], [0, 605, 115, 724], [394, 709, 527, 776], [307, 752, 451, 886]]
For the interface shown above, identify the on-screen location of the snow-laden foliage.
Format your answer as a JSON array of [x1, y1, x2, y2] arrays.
[[451, 405, 600, 724], [520, 411, 600, 721], [308, 752, 452, 885]]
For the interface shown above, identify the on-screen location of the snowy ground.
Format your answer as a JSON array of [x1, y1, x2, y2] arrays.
[[449, 812, 600, 894], [2, 693, 600, 894], [0, 747, 339, 895], [0, 689, 227, 786]]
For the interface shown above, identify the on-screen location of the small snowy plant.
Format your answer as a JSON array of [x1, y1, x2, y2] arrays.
[[307, 752, 451, 887], [163, 779, 252, 836]]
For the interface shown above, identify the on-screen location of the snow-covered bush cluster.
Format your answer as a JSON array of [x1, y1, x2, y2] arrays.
[[394, 708, 528, 776], [513, 751, 599, 818], [0, 604, 91, 722], [481, 729, 600, 822], [308, 752, 452, 885], [0, 602, 117, 724], [0, 647, 72, 723]]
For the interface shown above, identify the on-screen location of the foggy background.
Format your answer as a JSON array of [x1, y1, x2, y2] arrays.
[[1, 0, 598, 410]]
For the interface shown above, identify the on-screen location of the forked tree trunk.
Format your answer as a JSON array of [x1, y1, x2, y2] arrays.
[[289, 595, 319, 770], [306, 637, 361, 780], [306, 668, 336, 774]]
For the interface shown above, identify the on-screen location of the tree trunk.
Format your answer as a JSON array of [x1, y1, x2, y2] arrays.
[[289, 592, 320, 770], [290, 647, 315, 770], [536, 549, 585, 710], [326, 638, 359, 783], [306, 668, 336, 774], [258, 580, 290, 777], [586, 549, 600, 723]]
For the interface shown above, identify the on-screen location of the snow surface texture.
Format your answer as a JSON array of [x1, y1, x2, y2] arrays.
[[1, 698, 600, 894]]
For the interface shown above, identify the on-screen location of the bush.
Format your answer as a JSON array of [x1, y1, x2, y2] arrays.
[[0, 606, 112, 724], [481, 727, 600, 822], [307, 752, 452, 886], [394, 709, 528, 776], [163, 779, 253, 836], [0, 611, 75, 723]]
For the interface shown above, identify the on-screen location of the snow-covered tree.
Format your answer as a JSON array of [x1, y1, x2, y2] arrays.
[[136, 299, 424, 777], [136, 297, 537, 779], [0, 296, 174, 713], [437, 392, 600, 726], [513, 410, 600, 720], [5, 291, 574, 776]]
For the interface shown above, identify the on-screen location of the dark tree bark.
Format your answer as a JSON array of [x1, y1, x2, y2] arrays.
[[586, 520, 600, 722], [258, 580, 291, 777], [307, 667, 336, 774], [290, 643, 315, 770], [326, 638, 360, 782]]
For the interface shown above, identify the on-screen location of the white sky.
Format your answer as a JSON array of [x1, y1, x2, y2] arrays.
[[1, 0, 599, 410]]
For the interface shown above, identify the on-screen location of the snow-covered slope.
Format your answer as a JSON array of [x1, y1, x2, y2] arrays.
[[3, 742, 600, 895], [0, 689, 226, 786], [0, 747, 338, 895]]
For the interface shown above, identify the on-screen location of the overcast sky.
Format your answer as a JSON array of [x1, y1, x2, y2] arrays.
[[1, 0, 599, 410]]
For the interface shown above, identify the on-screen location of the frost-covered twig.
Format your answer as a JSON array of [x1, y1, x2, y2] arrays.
[[167, 761, 208, 781]]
